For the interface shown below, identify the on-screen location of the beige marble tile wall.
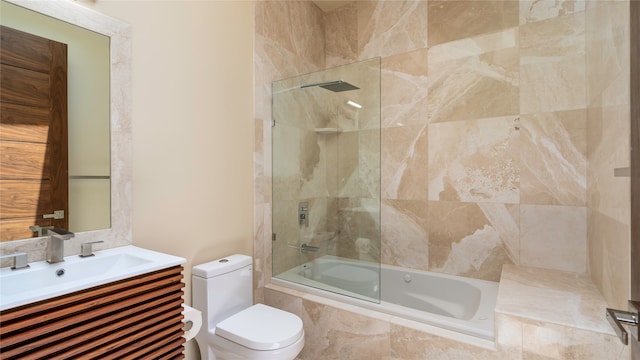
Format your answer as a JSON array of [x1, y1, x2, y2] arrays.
[[254, 0, 326, 302], [429, 1, 589, 280], [255, 0, 621, 300], [362, 0, 588, 281], [585, 0, 631, 310]]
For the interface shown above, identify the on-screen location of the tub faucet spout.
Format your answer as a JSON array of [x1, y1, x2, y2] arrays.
[[300, 244, 319, 253], [47, 228, 75, 263]]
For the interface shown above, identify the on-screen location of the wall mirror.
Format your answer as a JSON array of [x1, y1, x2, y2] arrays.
[[1, 0, 111, 241], [0, 0, 131, 254]]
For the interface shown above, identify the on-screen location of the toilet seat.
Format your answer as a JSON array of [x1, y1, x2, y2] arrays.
[[215, 304, 304, 351]]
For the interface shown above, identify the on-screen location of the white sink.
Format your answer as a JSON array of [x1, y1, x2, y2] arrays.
[[0, 245, 185, 311]]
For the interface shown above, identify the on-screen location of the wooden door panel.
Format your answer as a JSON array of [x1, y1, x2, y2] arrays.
[[0, 180, 52, 217], [0, 142, 49, 179], [0, 102, 50, 142], [0, 25, 67, 241], [0, 25, 51, 72], [0, 218, 51, 242], [0, 64, 50, 107], [47, 38, 68, 233]]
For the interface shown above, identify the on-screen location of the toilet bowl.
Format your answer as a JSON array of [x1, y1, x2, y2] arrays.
[[203, 304, 304, 360], [192, 255, 304, 360]]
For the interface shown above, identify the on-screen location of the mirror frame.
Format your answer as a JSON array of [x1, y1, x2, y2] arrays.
[[0, 0, 132, 262]]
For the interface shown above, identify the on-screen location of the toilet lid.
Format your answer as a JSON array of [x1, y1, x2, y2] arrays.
[[215, 303, 303, 351]]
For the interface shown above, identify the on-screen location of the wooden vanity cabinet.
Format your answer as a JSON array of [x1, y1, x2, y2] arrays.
[[0, 265, 185, 359]]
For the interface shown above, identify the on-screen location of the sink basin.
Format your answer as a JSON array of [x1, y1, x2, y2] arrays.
[[0, 245, 185, 311]]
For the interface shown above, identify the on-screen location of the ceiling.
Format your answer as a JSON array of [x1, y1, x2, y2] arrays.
[[311, 0, 351, 12]]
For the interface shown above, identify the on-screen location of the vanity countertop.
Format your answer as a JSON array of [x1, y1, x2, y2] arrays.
[[495, 264, 614, 336], [0, 245, 185, 311]]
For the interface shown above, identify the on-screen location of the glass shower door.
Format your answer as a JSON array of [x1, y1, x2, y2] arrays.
[[272, 58, 381, 303]]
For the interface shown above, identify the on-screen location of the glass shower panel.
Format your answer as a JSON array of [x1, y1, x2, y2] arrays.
[[272, 58, 381, 303]]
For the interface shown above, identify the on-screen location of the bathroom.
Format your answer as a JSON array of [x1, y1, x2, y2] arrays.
[[256, 1, 636, 358], [0, 0, 637, 359]]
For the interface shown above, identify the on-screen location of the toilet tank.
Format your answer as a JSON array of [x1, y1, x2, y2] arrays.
[[192, 254, 253, 330]]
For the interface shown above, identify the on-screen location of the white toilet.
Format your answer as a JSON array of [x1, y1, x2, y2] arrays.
[[192, 254, 304, 360]]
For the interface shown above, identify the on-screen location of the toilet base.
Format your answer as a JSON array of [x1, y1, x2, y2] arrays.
[[197, 331, 304, 360]]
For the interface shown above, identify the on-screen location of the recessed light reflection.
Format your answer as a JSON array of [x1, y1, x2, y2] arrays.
[[347, 100, 362, 109]]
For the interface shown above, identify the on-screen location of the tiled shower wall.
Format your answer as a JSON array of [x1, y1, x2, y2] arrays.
[[586, 1, 631, 310], [254, 0, 630, 303], [253, 0, 327, 302]]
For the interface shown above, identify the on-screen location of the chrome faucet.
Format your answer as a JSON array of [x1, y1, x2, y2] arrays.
[[300, 243, 320, 253], [29, 225, 54, 237], [47, 228, 75, 264]]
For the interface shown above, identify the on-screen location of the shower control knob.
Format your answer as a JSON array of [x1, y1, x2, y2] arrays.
[[403, 274, 412, 283]]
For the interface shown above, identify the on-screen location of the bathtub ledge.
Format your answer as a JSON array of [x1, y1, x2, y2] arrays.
[[495, 264, 615, 336]]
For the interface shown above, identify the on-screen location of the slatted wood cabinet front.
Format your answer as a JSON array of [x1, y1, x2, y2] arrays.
[[0, 266, 185, 359]]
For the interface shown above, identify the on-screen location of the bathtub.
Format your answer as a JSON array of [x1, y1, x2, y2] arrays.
[[273, 255, 498, 341]]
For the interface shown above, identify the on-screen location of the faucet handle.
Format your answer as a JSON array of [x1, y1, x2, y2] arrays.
[[80, 241, 104, 258], [0, 252, 29, 270]]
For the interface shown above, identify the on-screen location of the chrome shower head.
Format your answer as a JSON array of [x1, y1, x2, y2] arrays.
[[301, 80, 360, 92]]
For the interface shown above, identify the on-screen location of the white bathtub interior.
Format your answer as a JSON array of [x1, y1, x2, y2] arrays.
[[275, 255, 498, 341]]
